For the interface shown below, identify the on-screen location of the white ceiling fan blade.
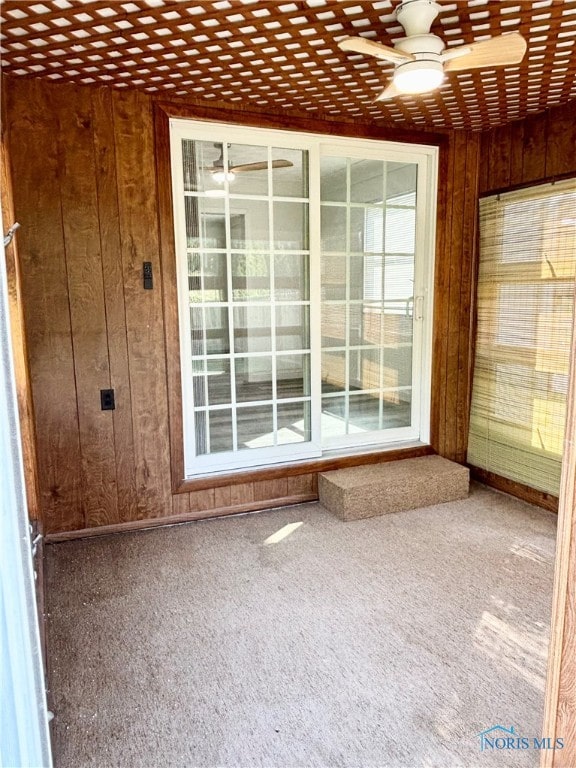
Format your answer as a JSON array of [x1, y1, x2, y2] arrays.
[[230, 159, 293, 174], [443, 32, 527, 72], [338, 36, 414, 65], [374, 80, 402, 101]]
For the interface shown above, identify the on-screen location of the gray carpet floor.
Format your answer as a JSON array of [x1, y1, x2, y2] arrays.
[[46, 483, 556, 768]]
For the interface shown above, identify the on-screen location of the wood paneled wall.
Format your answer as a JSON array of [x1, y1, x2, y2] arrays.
[[3, 75, 480, 536], [0, 96, 40, 523], [430, 129, 480, 463], [479, 100, 576, 195]]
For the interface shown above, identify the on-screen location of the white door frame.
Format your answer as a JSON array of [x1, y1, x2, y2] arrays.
[[0, 235, 52, 768]]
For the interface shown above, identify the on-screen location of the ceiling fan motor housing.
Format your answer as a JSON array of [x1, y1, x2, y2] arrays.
[[396, 0, 441, 36]]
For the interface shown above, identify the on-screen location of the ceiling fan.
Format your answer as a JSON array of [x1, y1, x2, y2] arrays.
[[204, 144, 293, 183], [338, 0, 527, 100]]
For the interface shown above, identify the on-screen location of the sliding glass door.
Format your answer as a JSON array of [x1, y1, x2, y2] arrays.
[[170, 121, 437, 477]]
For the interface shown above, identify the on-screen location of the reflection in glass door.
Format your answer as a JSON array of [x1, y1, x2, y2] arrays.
[[172, 126, 319, 473], [320, 156, 419, 448]]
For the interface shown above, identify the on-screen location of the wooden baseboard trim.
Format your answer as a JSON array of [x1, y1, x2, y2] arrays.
[[470, 466, 559, 512], [45, 492, 319, 543]]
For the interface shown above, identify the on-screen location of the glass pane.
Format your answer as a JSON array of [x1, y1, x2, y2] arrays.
[[351, 159, 384, 204], [383, 339, 413, 389], [227, 143, 269, 196], [194, 410, 207, 455], [362, 253, 384, 302], [349, 348, 381, 391], [184, 197, 200, 247], [274, 253, 309, 301], [276, 305, 309, 351], [386, 207, 415, 253], [364, 207, 384, 253], [272, 148, 308, 198], [190, 307, 204, 356], [228, 200, 268, 249], [232, 253, 271, 302], [349, 393, 380, 432], [188, 252, 227, 304], [208, 409, 234, 453], [320, 156, 347, 202], [205, 307, 230, 355], [349, 207, 366, 253], [207, 359, 231, 405], [322, 303, 346, 347], [236, 357, 273, 403], [233, 306, 272, 353], [183, 139, 231, 194], [322, 351, 346, 394], [383, 311, 413, 348], [321, 396, 346, 438], [192, 359, 205, 406], [188, 200, 227, 249], [277, 354, 309, 399], [321, 206, 346, 252], [387, 163, 417, 201], [237, 405, 274, 448], [383, 390, 411, 429], [277, 401, 311, 444], [349, 304, 383, 346], [273, 202, 308, 250], [321, 253, 346, 301], [350, 255, 370, 300], [384, 254, 415, 312], [349, 305, 365, 346]]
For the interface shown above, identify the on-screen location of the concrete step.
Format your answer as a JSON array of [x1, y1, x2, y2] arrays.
[[318, 455, 469, 521]]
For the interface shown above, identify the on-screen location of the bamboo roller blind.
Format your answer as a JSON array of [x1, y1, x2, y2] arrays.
[[468, 178, 576, 496]]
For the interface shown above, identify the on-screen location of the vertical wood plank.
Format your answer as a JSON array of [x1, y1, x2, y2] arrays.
[[444, 130, 468, 460], [456, 133, 481, 463], [521, 112, 547, 183], [229, 482, 255, 506], [171, 492, 190, 516], [214, 485, 232, 508], [545, 102, 576, 180], [154, 104, 185, 490], [509, 119, 525, 187], [288, 473, 318, 496], [487, 124, 512, 191], [0, 107, 41, 522], [477, 131, 490, 196], [112, 89, 173, 520], [91, 86, 138, 524], [52, 84, 119, 529], [189, 489, 215, 512], [6, 79, 83, 534], [431, 135, 454, 456], [253, 478, 289, 501]]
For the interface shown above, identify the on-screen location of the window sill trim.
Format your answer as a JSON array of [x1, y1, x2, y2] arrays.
[[174, 441, 433, 493]]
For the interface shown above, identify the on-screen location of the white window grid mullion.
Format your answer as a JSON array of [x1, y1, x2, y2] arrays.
[[344, 158, 351, 435], [198, 305, 210, 455], [268, 146, 279, 446], [222, 152, 238, 453], [379, 162, 388, 431]]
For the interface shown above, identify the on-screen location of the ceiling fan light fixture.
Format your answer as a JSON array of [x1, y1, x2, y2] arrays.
[[393, 59, 444, 94], [211, 169, 235, 183]]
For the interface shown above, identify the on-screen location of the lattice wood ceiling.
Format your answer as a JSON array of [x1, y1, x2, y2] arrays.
[[1, 0, 575, 131]]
